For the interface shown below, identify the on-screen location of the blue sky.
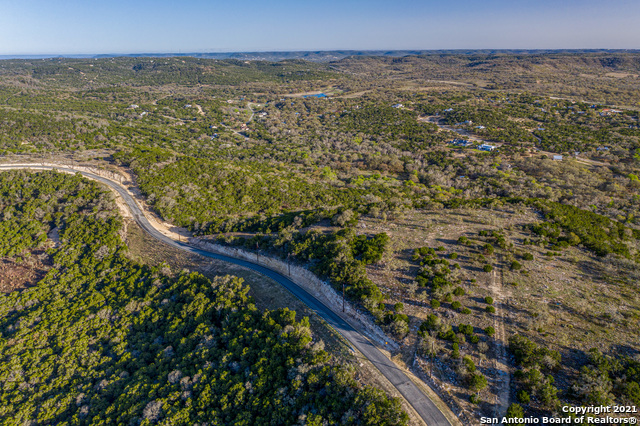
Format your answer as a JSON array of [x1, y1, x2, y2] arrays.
[[1, 0, 639, 55]]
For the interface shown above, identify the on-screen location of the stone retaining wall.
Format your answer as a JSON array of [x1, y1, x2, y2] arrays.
[[190, 238, 399, 351]]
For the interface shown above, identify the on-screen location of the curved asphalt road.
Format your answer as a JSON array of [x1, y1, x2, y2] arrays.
[[1, 164, 452, 426]]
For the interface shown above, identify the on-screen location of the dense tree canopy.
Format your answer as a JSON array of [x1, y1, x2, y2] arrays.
[[0, 171, 408, 425]]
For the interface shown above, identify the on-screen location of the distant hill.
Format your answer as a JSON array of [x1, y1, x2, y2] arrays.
[[2, 49, 639, 62]]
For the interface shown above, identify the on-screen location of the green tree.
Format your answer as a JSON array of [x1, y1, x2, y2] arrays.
[[506, 403, 524, 419]]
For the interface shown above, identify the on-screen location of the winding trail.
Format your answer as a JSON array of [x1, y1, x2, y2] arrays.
[[0, 163, 453, 426], [490, 255, 510, 417]]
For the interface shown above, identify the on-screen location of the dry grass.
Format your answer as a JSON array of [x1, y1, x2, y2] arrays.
[[359, 206, 640, 423]]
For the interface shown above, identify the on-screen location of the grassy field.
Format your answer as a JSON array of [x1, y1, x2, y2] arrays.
[[358, 206, 640, 419]]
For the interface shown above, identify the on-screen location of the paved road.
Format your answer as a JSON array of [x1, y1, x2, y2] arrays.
[[0, 164, 452, 426]]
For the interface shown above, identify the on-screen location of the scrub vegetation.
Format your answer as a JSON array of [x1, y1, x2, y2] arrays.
[[0, 171, 407, 425], [1, 51, 639, 423]]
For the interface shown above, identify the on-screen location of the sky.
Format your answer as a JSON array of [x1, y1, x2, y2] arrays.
[[1, 0, 639, 55]]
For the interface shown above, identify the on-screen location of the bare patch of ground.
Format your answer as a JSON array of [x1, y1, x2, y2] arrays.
[[0, 251, 50, 293], [605, 72, 639, 78]]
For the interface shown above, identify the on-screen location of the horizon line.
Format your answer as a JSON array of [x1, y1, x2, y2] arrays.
[[1, 48, 639, 61]]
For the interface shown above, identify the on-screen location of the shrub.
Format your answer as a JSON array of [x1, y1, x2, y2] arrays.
[[461, 308, 471, 314], [511, 261, 522, 270], [353, 232, 390, 264], [396, 313, 409, 324], [415, 247, 435, 256], [483, 264, 493, 273], [452, 343, 460, 358], [517, 390, 531, 404], [506, 403, 524, 419], [457, 236, 469, 245], [566, 232, 581, 246], [484, 296, 494, 304], [470, 394, 480, 404], [624, 382, 640, 406], [485, 326, 496, 336], [463, 355, 476, 373], [393, 302, 404, 312], [483, 243, 495, 255], [451, 301, 461, 310], [440, 330, 457, 343], [444, 293, 453, 303], [389, 316, 410, 338], [453, 286, 465, 296], [449, 252, 458, 259], [508, 335, 561, 369], [469, 373, 488, 392], [458, 324, 474, 335], [419, 314, 440, 333], [469, 334, 480, 344], [430, 299, 441, 309], [522, 252, 534, 261], [486, 306, 496, 313]]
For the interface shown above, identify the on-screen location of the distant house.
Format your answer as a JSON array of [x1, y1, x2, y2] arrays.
[[475, 125, 485, 130], [553, 155, 563, 161], [129, 104, 139, 109], [478, 144, 496, 152], [599, 108, 621, 116], [596, 146, 610, 152], [449, 139, 473, 147], [184, 104, 192, 108], [391, 104, 403, 108], [444, 108, 454, 112]]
